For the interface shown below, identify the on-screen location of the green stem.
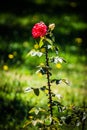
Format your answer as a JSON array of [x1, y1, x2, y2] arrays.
[[45, 44, 53, 125]]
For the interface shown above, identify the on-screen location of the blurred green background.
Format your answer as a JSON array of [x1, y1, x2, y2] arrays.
[[0, 0, 87, 129]]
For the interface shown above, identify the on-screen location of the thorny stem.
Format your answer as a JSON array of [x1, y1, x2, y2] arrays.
[[45, 43, 53, 125]]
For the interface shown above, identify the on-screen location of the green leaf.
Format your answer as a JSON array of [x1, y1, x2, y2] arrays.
[[44, 116, 52, 125], [52, 117, 59, 123], [29, 107, 36, 113], [36, 51, 43, 57], [62, 79, 70, 86], [39, 107, 46, 112], [58, 106, 62, 112], [50, 56, 66, 64], [29, 107, 40, 115], [36, 67, 48, 75], [25, 87, 32, 92], [40, 67, 46, 75], [52, 101, 62, 106], [33, 88, 39, 96], [27, 50, 36, 56], [51, 79, 62, 85], [23, 120, 32, 128], [40, 86, 47, 91], [39, 37, 44, 48], [51, 79, 70, 86], [45, 38, 53, 45], [27, 50, 43, 57], [32, 119, 44, 126], [55, 94, 62, 99], [54, 46, 59, 54]]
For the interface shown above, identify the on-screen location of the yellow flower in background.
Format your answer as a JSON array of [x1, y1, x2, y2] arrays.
[[3, 65, 8, 71], [8, 54, 14, 59], [37, 72, 42, 77], [34, 43, 39, 49], [56, 63, 62, 69], [45, 89, 48, 94], [29, 116, 33, 119], [40, 48, 46, 53], [48, 104, 51, 107], [75, 37, 83, 44]]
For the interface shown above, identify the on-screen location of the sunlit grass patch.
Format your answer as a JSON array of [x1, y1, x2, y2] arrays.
[[0, 64, 86, 106]]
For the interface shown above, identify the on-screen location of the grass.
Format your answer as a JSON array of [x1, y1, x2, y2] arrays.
[[0, 61, 86, 106]]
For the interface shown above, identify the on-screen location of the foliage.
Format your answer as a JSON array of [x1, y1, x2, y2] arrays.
[[24, 22, 87, 129]]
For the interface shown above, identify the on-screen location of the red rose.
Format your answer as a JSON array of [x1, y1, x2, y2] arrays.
[[32, 22, 47, 39]]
